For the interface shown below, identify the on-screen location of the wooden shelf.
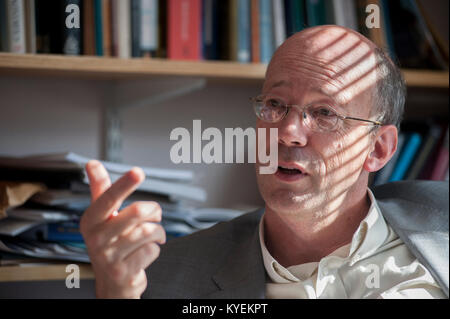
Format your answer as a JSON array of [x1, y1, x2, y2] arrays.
[[0, 53, 448, 88], [0, 264, 94, 282]]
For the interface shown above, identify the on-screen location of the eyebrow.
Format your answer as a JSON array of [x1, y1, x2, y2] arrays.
[[267, 80, 292, 90]]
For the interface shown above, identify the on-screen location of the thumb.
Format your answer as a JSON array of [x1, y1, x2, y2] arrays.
[[85, 160, 112, 202]]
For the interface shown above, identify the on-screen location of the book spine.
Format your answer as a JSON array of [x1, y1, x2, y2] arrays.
[[229, 0, 238, 61], [273, 0, 286, 48], [380, 0, 396, 60], [101, 0, 112, 56], [94, 0, 103, 55], [430, 128, 449, 181], [167, 0, 201, 60], [140, 0, 158, 55], [0, 0, 9, 51], [389, 133, 423, 182], [259, 0, 273, 64], [83, 0, 96, 55], [305, 0, 327, 26], [156, 0, 167, 58], [365, 0, 387, 50], [202, 0, 218, 60], [131, 0, 141, 57], [332, 0, 358, 30], [250, 0, 260, 63], [6, 0, 26, 53], [24, 0, 36, 53], [237, 0, 251, 63], [112, 0, 131, 58], [61, 0, 82, 55], [373, 133, 406, 186], [406, 124, 441, 180]]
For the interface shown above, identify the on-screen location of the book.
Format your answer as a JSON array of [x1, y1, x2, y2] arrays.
[[94, 0, 104, 55], [416, 0, 449, 61], [131, 0, 141, 57], [35, 0, 51, 53], [102, 0, 112, 56], [430, 127, 449, 181], [407, 0, 447, 69], [21, 152, 194, 182], [167, 0, 201, 60], [356, 0, 387, 51], [82, 172, 207, 202], [250, 0, 260, 62], [389, 132, 423, 182], [202, 0, 219, 60], [0, 0, 8, 51], [24, 0, 36, 53], [237, 0, 251, 63], [83, 0, 96, 55], [284, 0, 306, 38], [380, 0, 396, 60], [406, 122, 442, 180], [156, 0, 167, 58], [112, 0, 131, 58], [259, 0, 274, 64], [331, 0, 358, 30], [61, 0, 82, 55], [5, 0, 26, 53], [305, 0, 327, 26], [386, 0, 446, 69], [229, 0, 251, 63], [140, 0, 159, 57], [272, 0, 286, 48], [228, 0, 238, 61], [372, 133, 406, 186]]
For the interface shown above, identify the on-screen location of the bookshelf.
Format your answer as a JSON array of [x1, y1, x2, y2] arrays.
[[0, 53, 449, 88], [0, 263, 94, 282]]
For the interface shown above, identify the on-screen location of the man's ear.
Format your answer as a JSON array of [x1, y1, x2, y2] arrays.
[[364, 125, 398, 172]]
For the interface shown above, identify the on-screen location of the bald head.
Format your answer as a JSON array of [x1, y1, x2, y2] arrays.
[[265, 25, 405, 128]]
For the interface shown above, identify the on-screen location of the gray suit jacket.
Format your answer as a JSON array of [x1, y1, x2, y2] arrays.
[[143, 181, 449, 298]]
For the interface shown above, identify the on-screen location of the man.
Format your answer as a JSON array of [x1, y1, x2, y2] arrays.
[[80, 25, 449, 299]]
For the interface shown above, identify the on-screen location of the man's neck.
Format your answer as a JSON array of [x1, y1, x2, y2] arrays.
[[263, 189, 371, 267]]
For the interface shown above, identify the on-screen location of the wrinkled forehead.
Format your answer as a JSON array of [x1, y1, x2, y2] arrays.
[[264, 26, 379, 106]]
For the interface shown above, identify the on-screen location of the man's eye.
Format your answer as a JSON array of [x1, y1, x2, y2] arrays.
[[315, 108, 335, 117], [266, 99, 283, 108]]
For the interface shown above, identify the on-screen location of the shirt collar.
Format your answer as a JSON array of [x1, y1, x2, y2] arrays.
[[259, 188, 391, 282]]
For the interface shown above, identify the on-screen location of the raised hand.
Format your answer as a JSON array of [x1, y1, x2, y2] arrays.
[[79, 160, 166, 298]]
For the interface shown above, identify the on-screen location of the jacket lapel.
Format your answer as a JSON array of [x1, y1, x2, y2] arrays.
[[378, 198, 449, 298], [209, 211, 266, 298]]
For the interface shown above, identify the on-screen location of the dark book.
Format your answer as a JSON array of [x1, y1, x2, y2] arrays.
[[61, 0, 82, 55], [385, 0, 446, 69], [131, 0, 141, 57], [202, 0, 219, 60]]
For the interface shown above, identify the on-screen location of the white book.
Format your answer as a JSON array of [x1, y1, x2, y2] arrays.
[[6, 0, 26, 53], [332, 0, 358, 31], [112, 0, 131, 58], [24, 0, 35, 53], [19, 152, 194, 182], [140, 0, 158, 52], [272, 0, 286, 48], [83, 172, 207, 202]]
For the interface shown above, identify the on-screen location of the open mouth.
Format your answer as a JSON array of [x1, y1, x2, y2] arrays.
[[278, 166, 303, 175], [275, 164, 308, 182]]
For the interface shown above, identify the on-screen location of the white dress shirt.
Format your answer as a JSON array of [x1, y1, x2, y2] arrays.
[[260, 189, 446, 299]]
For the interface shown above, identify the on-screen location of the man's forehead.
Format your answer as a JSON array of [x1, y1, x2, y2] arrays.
[[265, 26, 380, 107]]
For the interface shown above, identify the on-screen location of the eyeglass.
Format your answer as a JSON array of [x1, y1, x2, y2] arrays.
[[251, 94, 383, 132]]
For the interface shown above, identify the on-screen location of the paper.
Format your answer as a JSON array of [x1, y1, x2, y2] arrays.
[[0, 182, 46, 219]]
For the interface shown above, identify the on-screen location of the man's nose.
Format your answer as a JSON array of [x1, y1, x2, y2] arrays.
[[278, 108, 309, 147]]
